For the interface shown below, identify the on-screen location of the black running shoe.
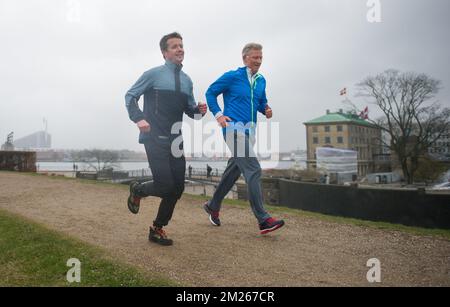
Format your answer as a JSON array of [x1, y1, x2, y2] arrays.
[[259, 217, 285, 235], [149, 226, 173, 246], [203, 202, 221, 226], [127, 181, 141, 214]]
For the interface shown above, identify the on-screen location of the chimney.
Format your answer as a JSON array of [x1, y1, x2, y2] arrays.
[[326, 109, 330, 114], [339, 109, 343, 113]]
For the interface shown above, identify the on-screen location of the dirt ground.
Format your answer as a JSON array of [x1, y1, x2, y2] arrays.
[[0, 172, 449, 286]]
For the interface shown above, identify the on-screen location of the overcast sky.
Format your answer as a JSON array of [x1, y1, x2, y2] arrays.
[[0, 0, 449, 152]]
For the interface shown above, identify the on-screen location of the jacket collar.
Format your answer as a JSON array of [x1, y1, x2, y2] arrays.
[[239, 66, 261, 78], [165, 60, 183, 72]]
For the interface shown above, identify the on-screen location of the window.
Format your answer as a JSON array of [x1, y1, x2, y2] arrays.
[[337, 125, 343, 132], [325, 126, 330, 132], [312, 126, 318, 133], [325, 137, 331, 144], [337, 137, 344, 144], [313, 137, 319, 144]]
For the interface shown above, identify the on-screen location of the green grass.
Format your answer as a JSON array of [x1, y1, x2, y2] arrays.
[[0, 209, 178, 287], [184, 194, 450, 240]]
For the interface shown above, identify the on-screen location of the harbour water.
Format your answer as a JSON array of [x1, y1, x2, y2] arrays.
[[37, 159, 306, 172]]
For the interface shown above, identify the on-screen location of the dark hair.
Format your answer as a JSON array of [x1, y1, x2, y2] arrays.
[[160, 32, 183, 52]]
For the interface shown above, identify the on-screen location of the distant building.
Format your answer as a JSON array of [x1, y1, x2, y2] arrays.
[[429, 128, 450, 160], [0, 151, 36, 172], [14, 131, 51, 150], [1, 132, 15, 151], [304, 110, 383, 177]]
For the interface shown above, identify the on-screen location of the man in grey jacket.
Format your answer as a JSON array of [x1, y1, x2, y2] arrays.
[[125, 32, 207, 246]]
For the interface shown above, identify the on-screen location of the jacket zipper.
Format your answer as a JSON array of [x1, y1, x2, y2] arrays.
[[155, 90, 159, 115], [250, 74, 261, 128]]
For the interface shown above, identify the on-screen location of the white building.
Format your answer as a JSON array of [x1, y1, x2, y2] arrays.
[[429, 128, 450, 159], [14, 131, 52, 150]]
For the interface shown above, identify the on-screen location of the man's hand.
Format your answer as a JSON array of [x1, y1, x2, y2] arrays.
[[198, 102, 208, 115], [217, 115, 232, 128], [265, 105, 273, 119], [137, 119, 151, 133]]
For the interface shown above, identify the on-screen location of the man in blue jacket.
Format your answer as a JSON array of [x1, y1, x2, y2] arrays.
[[125, 32, 207, 246], [204, 43, 285, 235]]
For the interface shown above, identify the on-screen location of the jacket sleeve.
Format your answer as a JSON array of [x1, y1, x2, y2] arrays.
[[184, 76, 204, 120], [125, 70, 154, 123], [205, 71, 234, 118]]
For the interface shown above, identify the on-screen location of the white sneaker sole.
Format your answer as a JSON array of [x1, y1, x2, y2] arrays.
[[260, 223, 284, 235], [209, 214, 220, 227]]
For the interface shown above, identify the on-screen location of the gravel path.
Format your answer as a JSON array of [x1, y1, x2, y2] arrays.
[[0, 172, 449, 286]]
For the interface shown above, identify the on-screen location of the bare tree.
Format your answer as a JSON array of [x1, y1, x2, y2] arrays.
[[355, 69, 450, 184], [74, 149, 119, 171]]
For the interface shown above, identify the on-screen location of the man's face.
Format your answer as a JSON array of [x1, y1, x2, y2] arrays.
[[243, 49, 263, 74], [163, 38, 184, 65]]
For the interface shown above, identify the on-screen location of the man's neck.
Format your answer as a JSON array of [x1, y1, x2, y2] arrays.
[[246, 67, 258, 76], [165, 59, 183, 70]]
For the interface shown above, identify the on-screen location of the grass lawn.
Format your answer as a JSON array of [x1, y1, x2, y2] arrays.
[[0, 209, 178, 287]]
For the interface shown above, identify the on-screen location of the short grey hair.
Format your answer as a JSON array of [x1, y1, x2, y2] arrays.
[[242, 43, 263, 59]]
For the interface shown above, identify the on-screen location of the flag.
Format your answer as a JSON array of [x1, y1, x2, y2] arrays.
[[340, 88, 347, 96], [359, 106, 369, 120]]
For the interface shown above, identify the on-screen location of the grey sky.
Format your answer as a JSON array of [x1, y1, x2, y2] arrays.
[[0, 0, 449, 152]]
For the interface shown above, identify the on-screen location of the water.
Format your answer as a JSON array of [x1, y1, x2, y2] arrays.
[[440, 169, 450, 182], [37, 160, 304, 172]]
